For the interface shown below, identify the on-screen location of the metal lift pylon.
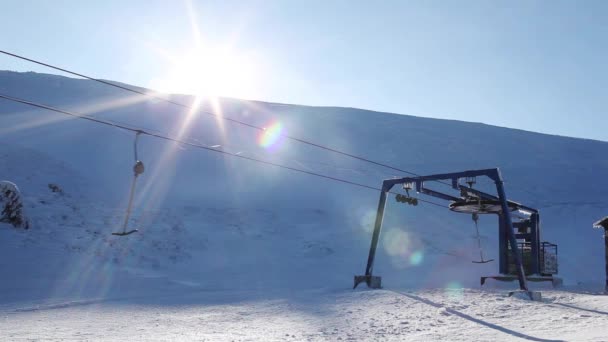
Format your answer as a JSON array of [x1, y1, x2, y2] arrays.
[[354, 168, 541, 301]]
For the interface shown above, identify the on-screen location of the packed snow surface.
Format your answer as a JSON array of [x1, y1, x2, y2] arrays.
[[1, 71, 607, 341], [2, 288, 607, 341]]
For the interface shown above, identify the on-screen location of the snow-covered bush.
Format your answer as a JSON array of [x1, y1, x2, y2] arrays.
[[0, 181, 29, 229]]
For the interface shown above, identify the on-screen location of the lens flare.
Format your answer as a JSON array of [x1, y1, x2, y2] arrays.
[[384, 229, 410, 257], [409, 250, 424, 266], [382, 228, 427, 269], [258, 121, 284, 150], [358, 209, 378, 233], [445, 281, 464, 300]]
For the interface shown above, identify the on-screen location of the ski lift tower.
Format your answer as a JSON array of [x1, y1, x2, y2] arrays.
[[354, 168, 557, 300], [593, 216, 608, 293]]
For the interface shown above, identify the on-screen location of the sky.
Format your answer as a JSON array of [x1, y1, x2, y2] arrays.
[[0, 0, 607, 141]]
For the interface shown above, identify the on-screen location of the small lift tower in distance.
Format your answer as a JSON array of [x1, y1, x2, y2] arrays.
[[592, 216, 608, 294]]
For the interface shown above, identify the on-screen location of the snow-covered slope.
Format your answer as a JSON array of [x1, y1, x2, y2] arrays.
[[0, 71, 607, 340]]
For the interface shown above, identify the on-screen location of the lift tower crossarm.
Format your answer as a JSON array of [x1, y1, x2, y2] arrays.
[[385, 168, 503, 189], [418, 185, 461, 202]]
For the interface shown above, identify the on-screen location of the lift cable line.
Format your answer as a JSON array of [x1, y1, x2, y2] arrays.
[[1, 50, 576, 206], [0, 49, 452, 186], [0, 92, 449, 209]]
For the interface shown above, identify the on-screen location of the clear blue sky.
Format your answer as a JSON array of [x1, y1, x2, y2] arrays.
[[1, 0, 607, 141]]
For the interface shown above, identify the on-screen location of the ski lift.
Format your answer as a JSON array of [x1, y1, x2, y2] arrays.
[[462, 181, 494, 264], [471, 213, 494, 264], [356, 168, 557, 299], [112, 131, 144, 236]]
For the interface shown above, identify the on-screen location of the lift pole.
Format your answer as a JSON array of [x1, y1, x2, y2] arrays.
[[492, 169, 529, 293], [354, 183, 391, 289], [593, 217, 608, 293]]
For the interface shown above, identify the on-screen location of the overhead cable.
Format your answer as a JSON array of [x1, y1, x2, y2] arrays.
[[0, 92, 448, 209], [0, 49, 448, 183]]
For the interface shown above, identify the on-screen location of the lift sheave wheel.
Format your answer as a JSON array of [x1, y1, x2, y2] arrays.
[[449, 199, 518, 214]]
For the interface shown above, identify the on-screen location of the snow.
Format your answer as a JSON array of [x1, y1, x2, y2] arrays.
[[1, 71, 607, 340], [2, 288, 607, 341]]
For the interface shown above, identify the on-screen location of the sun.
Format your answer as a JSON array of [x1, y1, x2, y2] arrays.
[[151, 46, 258, 99]]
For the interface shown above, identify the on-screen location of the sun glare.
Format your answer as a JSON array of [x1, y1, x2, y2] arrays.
[[151, 46, 257, 99]]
